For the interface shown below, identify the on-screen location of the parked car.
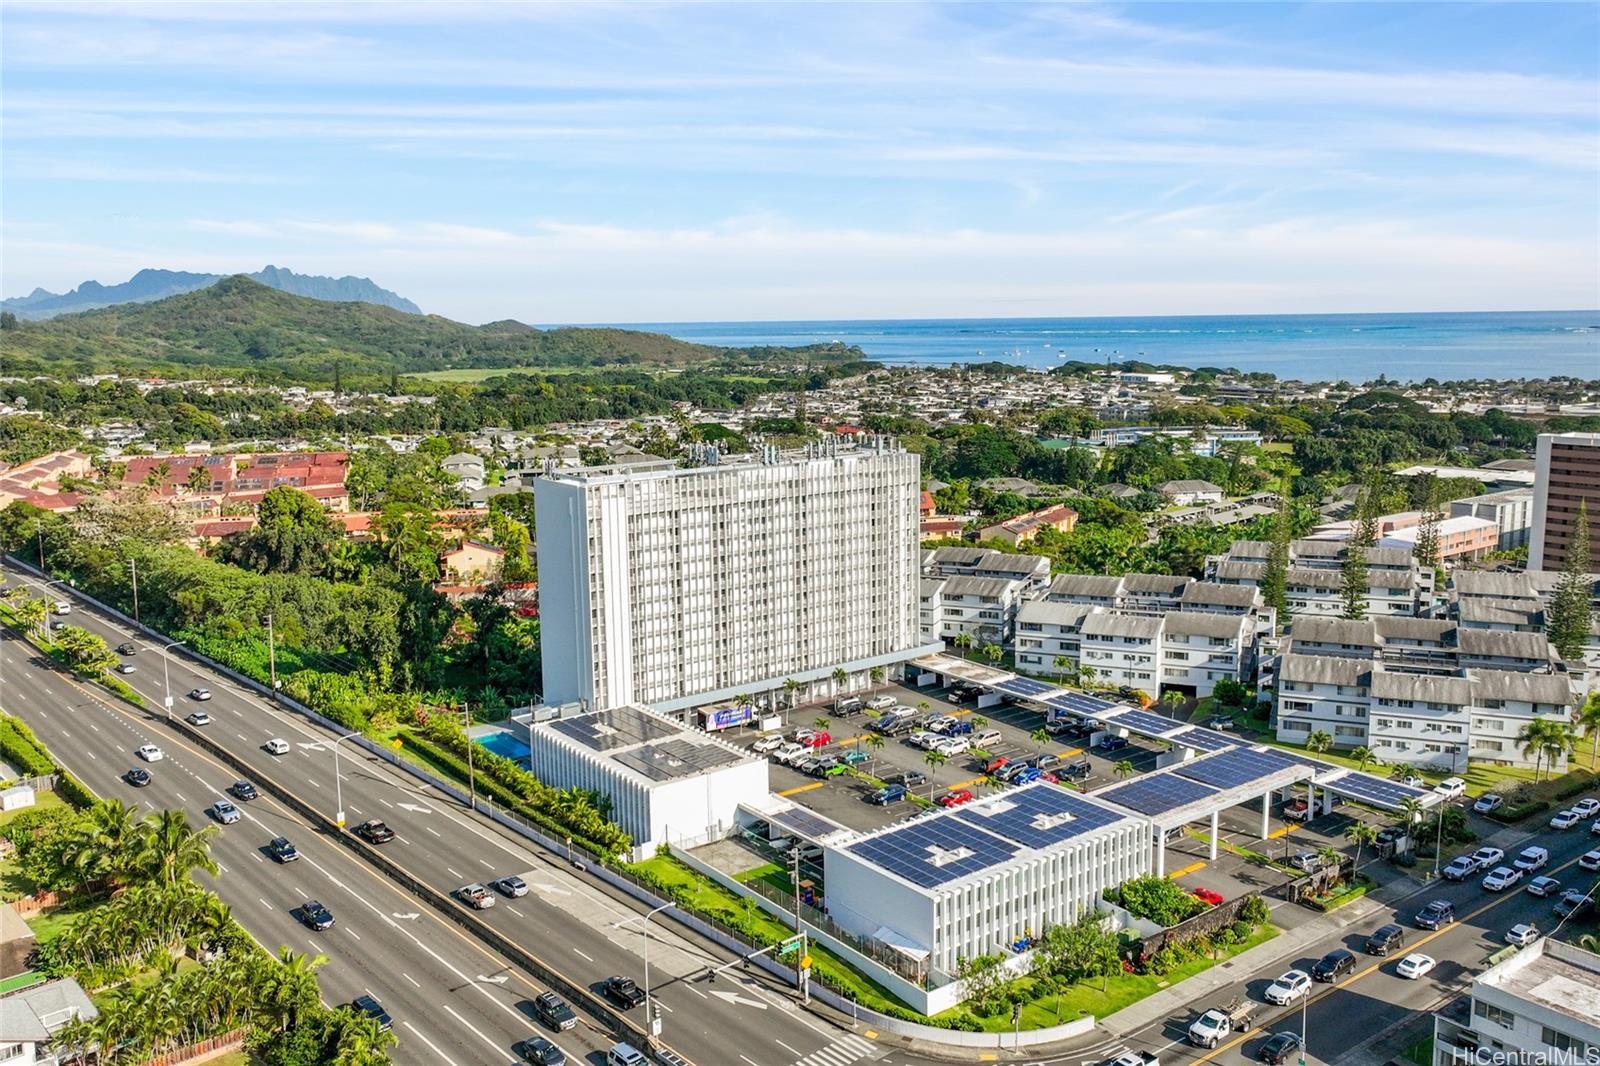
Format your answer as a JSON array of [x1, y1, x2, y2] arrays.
[[532, 991, 577, 1031], [972, 729, 1003, 748], [908, 731, 943, 750], [803, 731, 831, 749], [1578, 849, 1600, 872], [888, 770, 927, 789], [1263, 970, 1312, 1006], [1505, 923, 1540, 947], [1395, 953, 1436, 980], [936, 789, 974, 808], [1011, 767, 1043, 785], [209, 799, 241, 825], [350, 995, 392, 1032], [1032, 752, 1063, 771], [125, 768, 152, 787], [752, 736, 785, 754], [997, 762, 1031, 783], [1282, 799, 1311, 822], [188, 688, 212, 701], [840, 750, 868, 765], [772, 743, 807, 765], [1473, 794, 1504, 814], [186, 712, 212, 727], [1290, 852, 1323, 873], [933, 737, 970, 757], [1375, 826, 1407, 847], [792, 728, 816, 743], [1570, 797, 1600, 818], [1192, 887, 1225, 907], [1044, 719, 1074, 736], [1513, 846, 1549, 872], [602, 976, 646, 1010], [1550, 810, 1581, 830], [263, 738, 290, 755], [269, 836, 299, 863], [457, 884, 495, 909], [1205, 715, 1236, 731], [136, 744, 164, 762], [938, 720, 973, 737], [792, 757, 822, 776], [1258, 1033, 1304, 1065], [1441, 855, 1478, 881], [1471, 846, 1505, 868], [834, 697, 863, 716], [1414, 900, 1456, 929], [1433, 777, 1466, 800], [984, 755, 1010, 775], [1311, 948, 1355, 982], [868, 784, 907, 805], [354, 819, 395, 844], [1593, 818, 1600, 836], [866, 695, 897, 710], [1554, 891, 1595, 919], [495, 875, 529, 897], [1060, 760, 1093, 780], [1098, 735, 1130, 752], [1400, 775, 1427, 789], [299, 900, 335, 931], [1482, 866, 1523, 892], [1526, 876, 1562, 898], [1365, 924, 1406, 956]]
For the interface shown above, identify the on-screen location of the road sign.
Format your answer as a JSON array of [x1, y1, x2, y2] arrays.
[[777, 936, 802, 956], [799, 955, 812, 970]]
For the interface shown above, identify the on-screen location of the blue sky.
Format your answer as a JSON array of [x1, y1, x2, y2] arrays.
[[3, 2, 1596, 323]]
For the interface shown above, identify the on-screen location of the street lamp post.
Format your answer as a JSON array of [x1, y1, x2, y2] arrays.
[[331, 730, 364, 829], [161, 641, 187, 720], [619, 903, 673, 1041]]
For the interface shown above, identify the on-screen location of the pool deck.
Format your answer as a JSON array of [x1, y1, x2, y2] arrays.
[[467, 721, 531, 764]]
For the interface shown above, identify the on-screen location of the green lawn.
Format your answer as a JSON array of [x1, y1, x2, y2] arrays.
[[0, 790, 66, 827], [734, 863, 794, 896], [25, 898, 100, 945], [933, 924, 1279, 1031]]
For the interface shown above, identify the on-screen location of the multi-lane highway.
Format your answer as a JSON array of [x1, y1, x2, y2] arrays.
[[1, 563, 883, 1066]]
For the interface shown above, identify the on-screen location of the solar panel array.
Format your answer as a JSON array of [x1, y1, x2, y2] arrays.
[[1045, 692, 1120, 718], [955, 784, 1124, 849], [994, 676, 1057, 699], [549, 705, 680, 752], [1174, 747, 1306, 790], [1094, 773, 1219, 817], [1169, 728, 1236, 753], [847, 818, 1019, 889], [614, 737, 744, 782], [1322, 772, 1430, 811], [1109, 710, 1188, 738], [769, 805, 848, 842]]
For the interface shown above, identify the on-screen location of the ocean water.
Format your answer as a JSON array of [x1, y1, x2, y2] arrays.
[[605, 310, 1599, 383]]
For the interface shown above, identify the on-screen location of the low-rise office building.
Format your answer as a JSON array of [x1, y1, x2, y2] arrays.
[[919, 575, 1026, 647], [1431, 938, 1599, 1066], [824, 783, 1150, 979], [1015, 601, 1253, 699], [1207, 539, 1435, 617], [1449, 488, 1534, 551], [527, 703, 768, 857]]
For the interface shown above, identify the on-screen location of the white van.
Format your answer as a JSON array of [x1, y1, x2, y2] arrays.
[[53, 601, 72, 615], [608, 1043, 647, 1066], [972, 729, 1003, 748]]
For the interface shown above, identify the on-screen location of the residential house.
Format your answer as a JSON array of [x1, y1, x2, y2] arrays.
[[440, 540, 504, 582], [978, 504, 1078, 546], [0, 977, 97, 1066], [1156, 479, 1224, 506]]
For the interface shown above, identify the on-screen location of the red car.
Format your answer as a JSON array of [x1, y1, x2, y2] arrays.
[[1192, 887, 1226, 906], [804, 731, 831, 748], [984, 755, 1009, 775], [937, 789, 974, 807], [1040, 771, 1059, 784]]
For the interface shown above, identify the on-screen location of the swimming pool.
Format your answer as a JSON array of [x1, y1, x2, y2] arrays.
[[474, 730, 530, 762]]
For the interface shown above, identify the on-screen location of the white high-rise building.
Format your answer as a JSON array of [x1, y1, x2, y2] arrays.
[[535, 439, 939, 714]]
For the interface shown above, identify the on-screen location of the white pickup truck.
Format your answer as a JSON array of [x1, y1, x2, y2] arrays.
[[1097, 1053, 1158, 1066]]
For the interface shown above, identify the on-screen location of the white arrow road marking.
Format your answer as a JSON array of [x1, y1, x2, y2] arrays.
[[296, 742, 327, 751], [391, 912, 420, 921], [475, 974, 508, 985], [530, 882, 570, 895], [398, 802, 433, 814]]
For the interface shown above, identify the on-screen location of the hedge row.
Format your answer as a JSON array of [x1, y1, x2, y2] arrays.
[[0, 716, 57, 778], [1486, 769, 1598, 824]]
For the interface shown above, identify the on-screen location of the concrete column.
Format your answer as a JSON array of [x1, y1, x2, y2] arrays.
[[1209, 810, 1219, 861], [1260, 791, 1271, 839], [1155, 834, 1166, 878]]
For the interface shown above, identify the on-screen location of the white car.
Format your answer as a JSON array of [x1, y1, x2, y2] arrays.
[[1505, 923, 1540, 947], [1473, 794, 1503, 814], [1396, 953, 1436, 980], [186, 711, 212, 727], [908, 731, 944, 750], [1571, 797, 1600, 819], [1263, 969, 1312, 1006], [933, 736, 969, 757], [1441, 855, 1479, 881], [136, 744, 164, 762], [1579, 849, 1600, 872], [791, 728, 816, 743], [1593, 819, 1600, 837], [1433, 777, 1466, 799], [1550, 810, 1581, 830], [114, 663, 136, 674], [865, 695, 896, 711], [1513, 846, 1549, 872], [751, 736, 785, 754], [772, 743, 807, 765], [1470, 846, 1505, 868], [209, 799, 241, 825], [1526, 876, 1562, 898], [52, 601, 71, 615], [1482, 866, 1523, 892], [188, 688, 212, 701], [263, 738, 291, 756]]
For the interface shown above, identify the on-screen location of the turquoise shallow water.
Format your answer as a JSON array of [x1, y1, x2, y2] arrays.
[[592, 310, 1599, 382]]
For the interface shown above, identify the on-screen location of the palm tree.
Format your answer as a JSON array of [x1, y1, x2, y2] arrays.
[[1541, 722, 1579, 780], [138, 808, 220, 886], [1351, 746, 1378, 773], [1579, 933, 1600, 954], [259, 947, 327, 1032], [971, 715, 989, 734], [923, 750, 947, 796], [1075, 663, 1098, 690], [1397, 796, 1425, 827], [1578, 693, 1600, 769], [1113, 760, 1134, 781], [1517, 719, 1564, 781], [65, 798, 143, 887], [15, 596, 48, 640], [831, 667, 848, 694], [1161, 690, 1187, 714], [1345, 822, 1378, 870], [1306, 730, 1333, 756], [981, 643, 1003, 666], [917, 700, 932, 715], [334, 1010, 398, 1065], [1318, 845, 1342, 886], [1053, 655, 1072, 680], [813, 715, 831, 732], [953, 632, 975, 659], [1031, 727, 1050, 753], [865, 733, 887, 774], [1390, 762, 1414, 782], [870, 666, 886, 686], [782, 677, 800, 722]]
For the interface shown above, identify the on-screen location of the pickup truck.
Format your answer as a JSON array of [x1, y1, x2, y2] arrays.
[[1188, 1000, 1256, 1048], [1096, 1053, 1158, 1066]]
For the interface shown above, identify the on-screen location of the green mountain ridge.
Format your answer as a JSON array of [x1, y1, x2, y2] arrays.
[[0, 275, 864, 383]]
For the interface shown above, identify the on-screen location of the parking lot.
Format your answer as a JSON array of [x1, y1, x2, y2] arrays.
[[734, 678, 1394, 907]]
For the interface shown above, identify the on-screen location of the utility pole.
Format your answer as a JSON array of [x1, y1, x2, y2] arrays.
[[463, 704, 476, 810], [265, 613, 277, 699], [128, 559, 140, 626], [36, 529, 45, 572], [789, 846, 810, 1004]]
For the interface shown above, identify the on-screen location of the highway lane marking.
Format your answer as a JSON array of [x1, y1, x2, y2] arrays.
[[349, 806, 361, 815], [395, 835, 411, 845], [402, 1020, 461, 1066], [739, 1056, 764, 1066], [236, 733, 247, 741], [1186, 847, 1597, 1065], [448, 867, 463, 878], [259, 898, 272, 909], [573, 948, 593, 962], [426, 826, 442, 837], [776, 1040, 801, 1055], [348, 929, 361, 941], [506, 906, 523, 918], [479, 859, 494, 869], [306, 777, 321, 788], [85, 751, 96, 760], [440, 1002, 520, 1062], [88, 722, 98, 732], [403, 972, 420, 988], [251, 853, 263, 863], [379, 797, 394, 808], [174, 792, 186, 802], [690, 986, 707, 998]]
